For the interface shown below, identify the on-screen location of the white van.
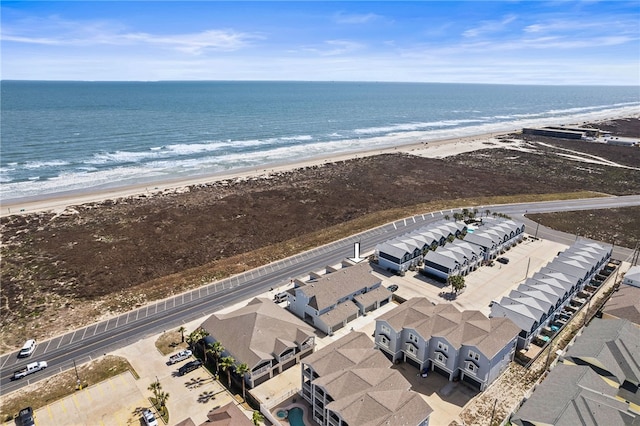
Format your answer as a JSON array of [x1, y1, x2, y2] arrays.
[[18, 339, 36, 358]]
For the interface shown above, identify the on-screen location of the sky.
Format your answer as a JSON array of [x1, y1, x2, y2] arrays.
[[1, 1, 639, 85]]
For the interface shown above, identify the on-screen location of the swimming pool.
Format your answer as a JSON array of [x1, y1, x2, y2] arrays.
[[287, 407, 306, 426]]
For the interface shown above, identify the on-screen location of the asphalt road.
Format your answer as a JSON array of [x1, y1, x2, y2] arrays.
[[2, 194, 639, 393]]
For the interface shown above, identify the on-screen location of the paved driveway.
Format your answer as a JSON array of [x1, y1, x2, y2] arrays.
[[16, 330, 236, 426]]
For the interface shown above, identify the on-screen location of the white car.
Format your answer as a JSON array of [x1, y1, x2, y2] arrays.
[[142, 409, 158, 426], [18, 339, 36, 358]]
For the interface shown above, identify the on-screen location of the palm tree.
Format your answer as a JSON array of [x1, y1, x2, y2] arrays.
[[236, 363, 250, 400], [444, 214, 450, 220], [485, 209, 491, 217], [157, 390, 170, 408], [252, 411, 264, 426], [186, 329, 201, 348], [209, 341, 224, 373], [148, 381, 161, 401], [178, 326, 186, 343], [199, 328, 210, 358], [220, 356, 235, 388]]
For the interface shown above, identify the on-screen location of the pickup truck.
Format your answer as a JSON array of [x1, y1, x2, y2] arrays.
[[167, 349, 192, 365], [13, 361, 47, 380]]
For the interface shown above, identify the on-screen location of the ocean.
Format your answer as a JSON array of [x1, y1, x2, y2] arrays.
[[1, 81, 638, 201]]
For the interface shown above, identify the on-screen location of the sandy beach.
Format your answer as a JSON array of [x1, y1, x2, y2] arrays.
[[1, 131, 511, 217]]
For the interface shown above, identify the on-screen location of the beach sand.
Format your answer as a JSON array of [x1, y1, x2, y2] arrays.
[[0, 131, 511, 217]]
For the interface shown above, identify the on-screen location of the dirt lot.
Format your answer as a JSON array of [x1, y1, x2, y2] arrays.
[[1, 118, 639, 352], [527, 206, 640, 250]]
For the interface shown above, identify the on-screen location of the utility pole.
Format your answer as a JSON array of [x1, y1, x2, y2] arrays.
[[489, 398, 498, 425], [73, 359, 81, 390]]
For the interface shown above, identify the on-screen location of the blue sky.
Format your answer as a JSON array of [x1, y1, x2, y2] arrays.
[[2, 1, 639, 84]]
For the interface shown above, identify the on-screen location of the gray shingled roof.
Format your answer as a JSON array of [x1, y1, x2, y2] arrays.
[[303, 332, 389, 377], [463, 232, 496, 249], [297, 262, 381, 311], [603, 285, 640, 325], [327, 388, 433, 426], [512, 364, 637, 426], [380, 298, 520, 358], [318, 300, 359, 328], [306, 331, 433, 426], [353, 286, 392, 307], [564, 319, 640, 387], [375, 241, 408, 260], [423, 250, 460, 270], [200, 297, 314, 369]]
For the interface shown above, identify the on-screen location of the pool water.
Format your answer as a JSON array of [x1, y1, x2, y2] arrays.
[[276, 409, 287, 419], [287, 407, 306, 426]]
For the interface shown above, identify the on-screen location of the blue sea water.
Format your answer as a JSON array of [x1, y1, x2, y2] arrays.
[[1, 81, 639, 201]]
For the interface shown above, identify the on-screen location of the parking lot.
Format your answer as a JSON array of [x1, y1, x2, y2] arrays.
[[373, 236, 569, 316], [8, 325, 241, 426]]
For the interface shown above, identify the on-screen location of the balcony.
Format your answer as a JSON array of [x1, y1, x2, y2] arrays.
[[280, 351, 295, 362], [251, 364, 271, 377]]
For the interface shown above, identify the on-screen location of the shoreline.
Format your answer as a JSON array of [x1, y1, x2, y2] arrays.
[[1, 110, 636, 217], [0, 130, 512, 217]]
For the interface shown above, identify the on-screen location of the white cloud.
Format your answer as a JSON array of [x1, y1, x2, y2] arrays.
[[300, 39, 365, 56], [463, 14, 517, 38], [1, 15, 260, 54]]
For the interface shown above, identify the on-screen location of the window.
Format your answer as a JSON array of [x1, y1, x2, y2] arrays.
[[381, 324, 391, 334], [379, 336, 389, 347], [405, 343, 417, 355], [408, 333, 419, 343], [437, 341, 448, 352], [436, 352, 446, 363], [466, 362, 477, 373], [468, 350, 479, 361]]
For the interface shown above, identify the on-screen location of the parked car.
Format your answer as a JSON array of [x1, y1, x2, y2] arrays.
[[17, 407, 35, 426], [167, 349, 192, 365], [18, 339, 36, 358], [273, 292, 289, 303], [387, 284, 399, 292], [142, 409, 158, 426], [497, 257, 509, 264], [178, 359, 202, 376]]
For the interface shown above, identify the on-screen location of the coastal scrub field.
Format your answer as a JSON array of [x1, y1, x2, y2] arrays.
[[1, 118, 638, 351]]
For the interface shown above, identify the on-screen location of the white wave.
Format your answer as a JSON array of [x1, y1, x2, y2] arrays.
[[163, 141, 230, 155], [3, 104, 639, 201], [23, 160, 70, 169], [280, 135, 313, 141], [354, 119, 485, 135], [90, 150, 162, 164]]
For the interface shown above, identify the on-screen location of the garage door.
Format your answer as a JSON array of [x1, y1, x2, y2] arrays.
[[462, 373, 483, 390], [432, 364, 451, 379], [405, 355, 421, 370]]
